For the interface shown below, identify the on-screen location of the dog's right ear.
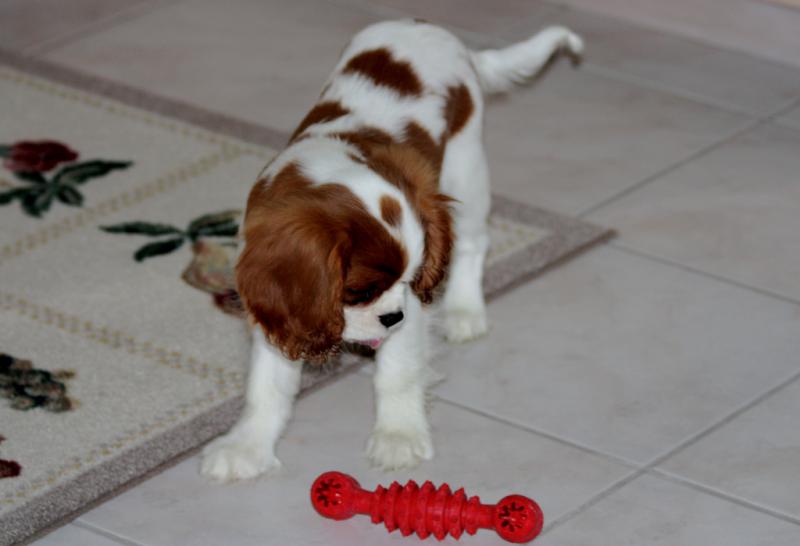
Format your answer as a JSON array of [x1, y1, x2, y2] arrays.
[[362, 142, 454, 304], [236, 167, 350, 364]]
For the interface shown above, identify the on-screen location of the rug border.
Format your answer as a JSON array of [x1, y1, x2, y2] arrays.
[[0, 47, 611, 546], [0, 47, 290, 152]]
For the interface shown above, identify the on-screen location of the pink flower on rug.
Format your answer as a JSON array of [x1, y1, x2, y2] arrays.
[[2, 140, 78, 173], [0, 435, 21, 479], [0, 459, 21, 479]]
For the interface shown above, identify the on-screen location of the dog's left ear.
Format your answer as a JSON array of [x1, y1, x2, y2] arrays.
[[365, 143, 454, 304], [409, 190, 453, 304]]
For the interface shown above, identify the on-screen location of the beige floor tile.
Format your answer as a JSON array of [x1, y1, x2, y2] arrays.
[[659, 379, 800, 518], [40, 0, 750, 218], [777, 104, 800, 130], [44, 0, 382, 133], [332, 0, 562, 36], [71, 373, 632, 546], [483, 63, 748, 215], [538, 474, 800, 545], [587, 123, 800, 302], [0, 0, 158, 53], [551, 0, 800, 70], [432, 246, 800, 462], [501, 7, 800, 115]]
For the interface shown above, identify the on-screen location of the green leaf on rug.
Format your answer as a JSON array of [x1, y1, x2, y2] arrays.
[[101, 222, 184, 236], [0, 188, 26, 204], [53, 160, 132, 186], [187, 209, 241, 240], [134, 237, 185, 261], [56, 185, 84, 206], [15, 171, 47, 185], [20, 187, 53, 217], [192, 220, 239, 239], [102, 210, 241, 262]]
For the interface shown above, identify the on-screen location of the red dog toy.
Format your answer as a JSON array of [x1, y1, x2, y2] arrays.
[[310, 471, 544, 543]]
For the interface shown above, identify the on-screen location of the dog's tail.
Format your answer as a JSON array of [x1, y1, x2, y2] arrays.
[[469, 26, 583, 95]]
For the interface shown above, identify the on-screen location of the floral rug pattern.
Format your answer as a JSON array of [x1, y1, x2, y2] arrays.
[[0, 353, 75, 413], [0, 140, 132, 218], [0, 351, 77, 481], [101, 210, 245, 316], [0, 436, 21, 480]]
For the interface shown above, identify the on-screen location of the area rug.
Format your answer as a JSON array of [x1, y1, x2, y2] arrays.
[[0, 51, 611, 546]]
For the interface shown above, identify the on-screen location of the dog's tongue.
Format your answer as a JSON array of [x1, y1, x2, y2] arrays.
[[364, 339, 383, 349]]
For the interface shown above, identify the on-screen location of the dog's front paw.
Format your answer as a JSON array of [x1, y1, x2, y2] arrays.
[[201, 434, 281, 482], [444, 307, 488, 343], [366, 428, 433, 471]]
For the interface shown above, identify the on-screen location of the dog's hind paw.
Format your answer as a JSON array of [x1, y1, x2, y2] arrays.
[[444, 308, 489, 343]]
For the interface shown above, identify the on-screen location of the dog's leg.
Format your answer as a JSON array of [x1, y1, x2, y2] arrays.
[[367, 294, 434, 470], [201, 327, 302, 482], [440, 124, 491, 343], [443, 223, 490, 342]]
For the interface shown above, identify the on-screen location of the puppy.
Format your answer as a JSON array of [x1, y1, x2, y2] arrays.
[[201, 20, 582, 481]]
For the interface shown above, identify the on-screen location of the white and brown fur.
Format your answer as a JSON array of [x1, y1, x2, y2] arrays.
[[201, 20, 583, 480]]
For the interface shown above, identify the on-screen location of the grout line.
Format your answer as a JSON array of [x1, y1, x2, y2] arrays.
[[540, 467, 644, 534], [773, 113, 800, 134], [650, 469, 800, 528], [22, 0, 188, 57], [643, 367, 800, 470], [579, 61, 762, 117], [542, 0, 800, 73], [71, 520, 146, 546], [578, 94, 800, 219], [533, 366, 800, 534], [609, 243, 800, 307], [434, 395, 643, 469], [356, 354, 658, 536], [575, 118, 762, 219]]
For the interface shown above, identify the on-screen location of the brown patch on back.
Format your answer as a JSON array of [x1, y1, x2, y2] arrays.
[[335, 126, 395, 158], [290, 101, 350, 143], [238, 162, 406, 362], [343, 48, 423, 97], [444, 83, 474, 137], [403, 121, 444, 172], [380, 195, 403, 227]]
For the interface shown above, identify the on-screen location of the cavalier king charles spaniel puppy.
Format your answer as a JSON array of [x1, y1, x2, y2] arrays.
[[201, 20, 582, 481]]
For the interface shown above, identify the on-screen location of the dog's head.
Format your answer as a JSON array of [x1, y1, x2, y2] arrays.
[[236, 157, 452, 363]]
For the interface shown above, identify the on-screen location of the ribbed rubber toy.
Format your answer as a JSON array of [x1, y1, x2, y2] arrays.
[[310, 471, 543, 543]]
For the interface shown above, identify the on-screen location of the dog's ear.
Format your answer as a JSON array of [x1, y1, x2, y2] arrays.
[[363, 143, 454, 304], [410, 191, 453, 303], [236, 174, 350, 364]]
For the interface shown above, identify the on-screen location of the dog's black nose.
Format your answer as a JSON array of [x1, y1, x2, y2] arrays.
[[379, 311, 404, 328]]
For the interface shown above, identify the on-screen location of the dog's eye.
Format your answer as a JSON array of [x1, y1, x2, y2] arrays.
[[344, 286, 377, 305]]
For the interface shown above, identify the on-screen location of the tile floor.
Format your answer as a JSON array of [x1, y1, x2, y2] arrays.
[[2, 0, 799, 544], [553, 0, 800, 70]]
